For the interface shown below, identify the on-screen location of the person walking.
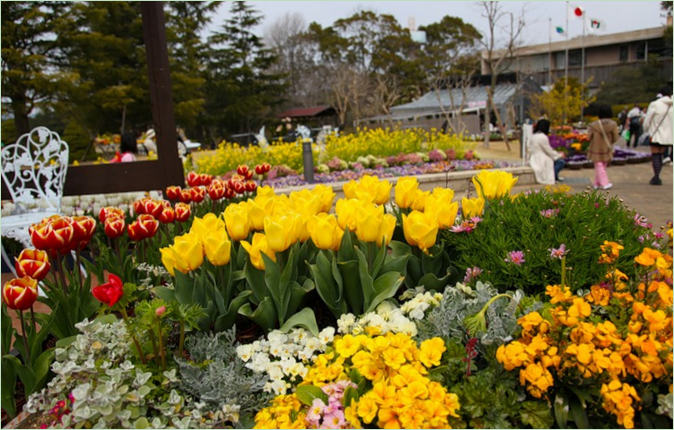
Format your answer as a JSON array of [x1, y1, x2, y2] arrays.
[[528, 118, 566, 185], [642, 86, 673, 186], [626, 104, 643, 148], [587, 105, 620, 190]]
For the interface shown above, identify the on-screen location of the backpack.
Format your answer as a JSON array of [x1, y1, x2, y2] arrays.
[[630, 116, 641, 127]]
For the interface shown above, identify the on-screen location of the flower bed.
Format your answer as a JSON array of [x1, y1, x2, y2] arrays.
[[2, 169, 672, 429]]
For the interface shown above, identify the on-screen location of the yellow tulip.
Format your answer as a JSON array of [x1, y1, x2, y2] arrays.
[[241, 233, 276, 270], [307, 213, 344, 251], [224, 204, 251, 241], [313, 184, 336, 213], [168, 233, 204, 274], [190, 213, 226, 241], [335, 198, 361, 231], [203, 230, 231, 266], [289, 192, 323, 217], [264, 212, 301, 252], [425, 196, 459, 229], [395, 176, 419, 209], [411, 190, 430, 212], [472, 170, 518, 200], [160, 246, 179, 276], [430, 187, 455, 203], [375, 214, 397, 247], [256, 185, 276, 200], [354, 203, 385, 243], [461, 197, 485, 218], [402, 211, 439, 253]]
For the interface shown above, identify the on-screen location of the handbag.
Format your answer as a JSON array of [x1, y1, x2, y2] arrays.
[[639, 105, 671, 146]]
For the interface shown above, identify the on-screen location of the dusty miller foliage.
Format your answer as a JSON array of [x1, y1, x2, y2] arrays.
[[416, 281, 537, 347], [176, 328, 272, 419]]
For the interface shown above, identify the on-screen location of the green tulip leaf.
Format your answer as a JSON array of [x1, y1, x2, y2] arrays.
[[339, 260, 363, 315], [153, 286, 176, 303], [364, 271, 404, 314], [296, 385, 329, 407], [278, 307, 319, 336], [238, 297, 278, 332]]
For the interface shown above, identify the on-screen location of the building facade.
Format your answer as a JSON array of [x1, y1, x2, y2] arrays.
[[482, 26, 672, 90]]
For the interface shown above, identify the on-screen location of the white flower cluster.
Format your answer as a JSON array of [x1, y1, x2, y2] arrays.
[[400, 291, 443, 320], [59, 191, 163, 217], [236, 327, 335, 395], [337, 301, 419, 337]]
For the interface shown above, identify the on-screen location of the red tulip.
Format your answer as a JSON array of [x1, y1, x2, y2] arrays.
[[236, 165, 250, 177], [2, 277, 38, 311], [207, 180, 226, 201], [70, 216, 97, 248], [99, 207, 125, 223], [255, 163, 271, 175], [190, 186, 206, 203], [179, 189, 192, 204], [245, 181, 258, 193], [128, 214, 159, 241], [92, 274, 123, 307], [232, 181, 246, 195], [159, 207, 175, 224], [165, 186, 182, 201], [143, 199, 164, 219], [199, 173, 213, 186], [30, 216, 74, 251], [15, 249, 51, 281], [174, 202, 191, 223], [186, 171, 201, 187], [223, 187, 235, 199], [104, 217, 126, 239]]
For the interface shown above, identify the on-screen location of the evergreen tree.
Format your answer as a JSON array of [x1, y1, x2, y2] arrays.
[[1, 1, 69, 136], [204, 1, 285, 141]]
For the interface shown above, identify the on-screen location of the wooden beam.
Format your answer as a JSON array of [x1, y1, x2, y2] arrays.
[[1, 2, 186, 198]]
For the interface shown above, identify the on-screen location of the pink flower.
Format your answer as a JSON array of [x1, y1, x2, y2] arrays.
[[504, 250, 525, 265], [156, 305, 167, 317], [464, 267, 483, 283], [548, 244, 568, 260]]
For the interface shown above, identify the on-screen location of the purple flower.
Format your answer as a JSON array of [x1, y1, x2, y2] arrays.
[[548, 244, 568, 260], [463, 267, 483, 283], [634, 214, 652, 229], [540, 208, 560, 218], [504, 250, 525, 265]]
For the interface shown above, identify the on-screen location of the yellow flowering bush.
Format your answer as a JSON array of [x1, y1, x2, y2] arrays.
[[253, 332, 461, 429], [496, 242, 673, 429], [193, 128, 474, 176]]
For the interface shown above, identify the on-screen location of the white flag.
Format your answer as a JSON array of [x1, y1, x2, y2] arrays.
[[568, 3, 585, 19], [587, 17, 606, 32]]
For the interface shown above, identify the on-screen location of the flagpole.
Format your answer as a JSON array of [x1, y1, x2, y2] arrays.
[[564, 1, 569, 125], [548, 18, 553, 86], [581, 15, 586, 121]]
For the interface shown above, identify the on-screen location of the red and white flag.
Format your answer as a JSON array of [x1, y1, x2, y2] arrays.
[[587, 17, 606, 32], [568, 3, 585, 19]]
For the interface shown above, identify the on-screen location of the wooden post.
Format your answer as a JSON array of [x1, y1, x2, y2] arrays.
[[141, 1, 184, 188]]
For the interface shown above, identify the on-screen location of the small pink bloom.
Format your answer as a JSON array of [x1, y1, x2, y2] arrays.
[[156, 305, 167, 317], [504, 250, 525, 266]]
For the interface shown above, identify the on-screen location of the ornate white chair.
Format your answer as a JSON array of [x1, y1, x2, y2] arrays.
[[1, 127, 69, 276]]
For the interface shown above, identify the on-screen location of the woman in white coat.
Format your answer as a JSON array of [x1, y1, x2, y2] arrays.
[[643, 86, 673, 186], [528, 119, 566, 185]]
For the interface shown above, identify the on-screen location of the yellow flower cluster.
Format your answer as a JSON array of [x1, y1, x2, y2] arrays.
[[323, 128, 472, 164], [254, 333, 460, 429], [496, 244, 673, 429], [195, 140, 312, 175], [160, 213, 231, 275], [254, 394, 308, 429]]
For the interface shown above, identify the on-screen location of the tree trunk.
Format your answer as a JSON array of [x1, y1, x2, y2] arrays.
[[11, 95, 30, 137]]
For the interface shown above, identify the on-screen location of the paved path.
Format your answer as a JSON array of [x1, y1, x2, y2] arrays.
[[475, 141, 673, 230]]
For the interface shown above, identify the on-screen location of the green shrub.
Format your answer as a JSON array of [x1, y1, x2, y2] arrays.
[[443, 188, 657, 295]]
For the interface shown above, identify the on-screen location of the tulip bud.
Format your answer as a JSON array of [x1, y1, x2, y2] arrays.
[[186, 171, 201, 187], [155, 305, 166, 317], [165, 186, 182, 201], [70, 216, 97, 249], [233, 181, 246, 195], [15, 249, 51, 281], [159, 207, 175, 224], [190, 186, 206, 203], [245, 181, 257, 193], [92, 274, 124, 307], [179, 189, 192, 203], [207, 180, 226, 201], [133, 199, 147, 216], [241, 233, 276, 271], [2, 277, 38, 310], [237, 165, 250, 177], [99, 207, 125, 223], [105, 217, 126, 239], [174, 203, 191, 223], [224, 187, 236, 199], [199, 173, 213, 186]]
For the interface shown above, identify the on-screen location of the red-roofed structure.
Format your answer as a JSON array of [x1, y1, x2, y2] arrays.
[[276, 105, 336, 120]]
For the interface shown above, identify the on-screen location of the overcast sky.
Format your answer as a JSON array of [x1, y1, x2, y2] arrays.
[[207, 1, 667, 46]]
